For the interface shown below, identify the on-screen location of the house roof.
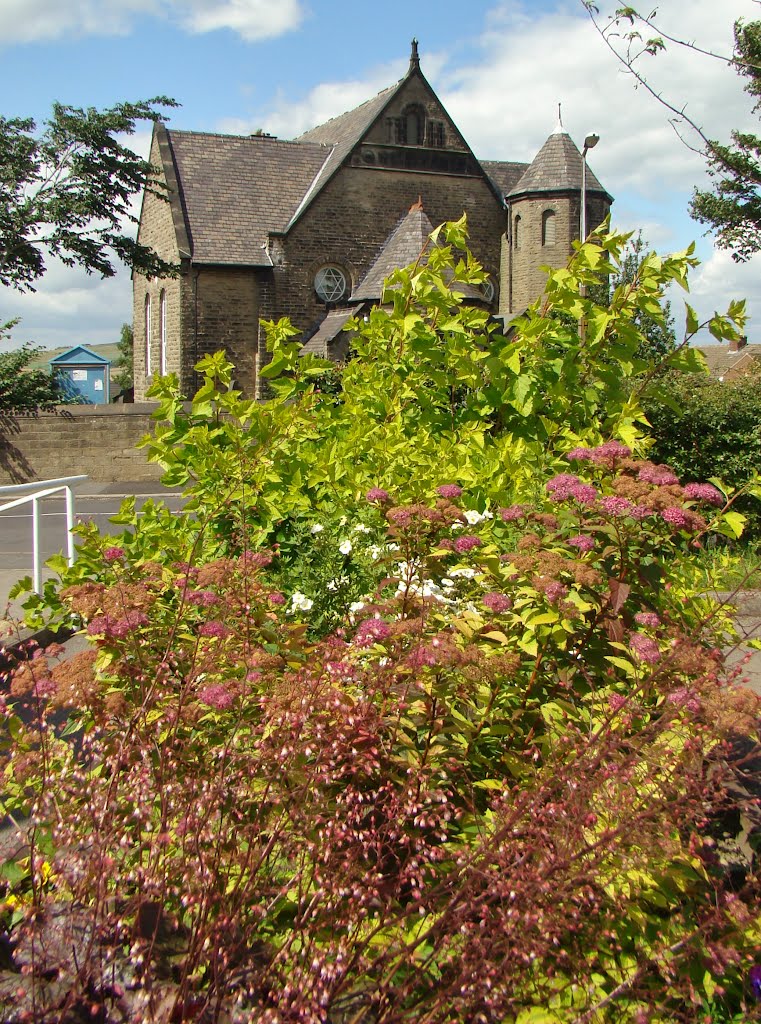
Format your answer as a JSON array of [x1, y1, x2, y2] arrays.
[[508, 129, 610, 200], [481, 160, 530, 199], [49, 345, 111, 366], [300, 308, 357, 358], [695, 344, 761, 379], [352, 201, 484, 303], [352, 204, 435, 301], [292, 82, 404, 229], [164, 130, 329, 265]]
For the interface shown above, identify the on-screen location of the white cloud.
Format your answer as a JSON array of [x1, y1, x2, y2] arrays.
[[689, 246, 761, 327], [0, 0, 303, 44]]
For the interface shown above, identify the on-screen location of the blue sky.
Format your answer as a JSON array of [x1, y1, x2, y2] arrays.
[[1, 0, 759, 351]]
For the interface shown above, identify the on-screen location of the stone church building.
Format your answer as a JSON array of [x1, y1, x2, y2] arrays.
[[133, 41, 611, 400]]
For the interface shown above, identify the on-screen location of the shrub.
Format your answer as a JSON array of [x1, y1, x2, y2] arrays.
[[644, 368, 761, 538], [2, 220, 759, 1022]]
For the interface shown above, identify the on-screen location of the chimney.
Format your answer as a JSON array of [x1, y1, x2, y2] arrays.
[[729, 335, 748, 353]]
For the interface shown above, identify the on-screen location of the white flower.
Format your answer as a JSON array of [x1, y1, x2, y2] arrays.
[[369, 545, 382, 559], [449, 566, 477, 579], [326, 579, 339, 591], [339, 539, 353, 555], [349, 601, 365, 613], [289, 591, 313, 613], [310, 523, 324, 534], [464, 508, 493, 525], [353, 524, 372, 534], [440, 578, 455, 589]]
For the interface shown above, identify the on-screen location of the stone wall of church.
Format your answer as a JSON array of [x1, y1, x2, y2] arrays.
[[273, 165, 505, 337], [133, 134, 182, 401], [505, 192, 610, 316], [183, 268, 260, 397]]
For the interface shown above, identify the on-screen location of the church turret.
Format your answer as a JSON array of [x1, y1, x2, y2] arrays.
[[500, 113, 612, 319]]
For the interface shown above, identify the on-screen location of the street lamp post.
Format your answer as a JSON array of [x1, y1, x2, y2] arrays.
[[580, 132, 599, 243]]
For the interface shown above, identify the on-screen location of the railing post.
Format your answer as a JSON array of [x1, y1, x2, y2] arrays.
[[32, 494, 41, 595], [64, 485, 76, 566]]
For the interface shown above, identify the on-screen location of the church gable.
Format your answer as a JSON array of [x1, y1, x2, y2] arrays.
[[358, 64, 480, 178]]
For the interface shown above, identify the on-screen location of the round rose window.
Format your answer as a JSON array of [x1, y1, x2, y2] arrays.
[[314, 266, 347, 302]]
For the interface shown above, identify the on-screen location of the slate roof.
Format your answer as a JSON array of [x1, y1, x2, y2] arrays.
[[695, 344, 761, 379], [165, 130, 329, 265], [508, 131, 610, 199], [352, 203, 484, 303], [290, 80, 405, 229], [481, 160, 529, 199], [300, 308, 357, 358]]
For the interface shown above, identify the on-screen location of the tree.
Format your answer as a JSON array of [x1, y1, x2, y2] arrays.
[[113, 322, 134, 394], [612, 232, 677, 363], [691, 19, 761, 261], [0, 97, 179, 291], [582, 4, 761, 261], [0, 319, 70, 411]]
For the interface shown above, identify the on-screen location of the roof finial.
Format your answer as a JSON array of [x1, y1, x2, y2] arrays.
[[553, 102, 564, 134], [410, 38, 420, 72], [410, 194, 423, 212]]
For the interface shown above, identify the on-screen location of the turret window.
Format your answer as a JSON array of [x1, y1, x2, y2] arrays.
[[542, 209, 556, 247], [514, 215, 522, 250]]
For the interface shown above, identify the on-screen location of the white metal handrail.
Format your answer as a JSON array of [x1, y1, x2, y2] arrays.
[[0, 475, 88, 594]]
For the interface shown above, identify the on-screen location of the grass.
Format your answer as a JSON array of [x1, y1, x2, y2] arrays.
[[692, 541, 761, 592]]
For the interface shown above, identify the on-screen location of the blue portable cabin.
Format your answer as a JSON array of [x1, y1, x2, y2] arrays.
[[49, 346, 111, 405]]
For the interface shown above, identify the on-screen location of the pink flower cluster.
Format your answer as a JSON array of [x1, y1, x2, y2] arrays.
[[667, 687, 701, 713], [544, 582, 568, 604], [437, 484, 463, 498], [199, 620, 230, 638], [366, 487, 390, 503], [598, 495, 632, 518], [103, 546, 125, 562], [88, 609, 149, 639], [634, 611, 661, 628], [629, 632, 660, 664], [638, 464, 679, 486], [499, 504, 526, 522], [186, 589, 220, 607], [546, 474, 597, 505], [198, 684, 234, 710], [482, 592, 512, 614], [354, 617, 392, 648], [566, 441, 631, 466], [568, 535, 594, 552], [454, 535, 482, 553], [660, 507, 690, 529], [683, 482, 724, 507]]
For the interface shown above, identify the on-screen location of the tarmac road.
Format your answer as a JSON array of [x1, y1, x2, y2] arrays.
[[0, 481, 185, 616]]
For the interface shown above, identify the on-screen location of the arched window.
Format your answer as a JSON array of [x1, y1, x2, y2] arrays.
[[514, 215, 521, 250], [542, 209, 556, 247], [144, 293, 152, 378], [403, 104, 425, 145], [159, 289, 167, 375]]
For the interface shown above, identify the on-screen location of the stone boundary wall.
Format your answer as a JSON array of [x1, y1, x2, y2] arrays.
[[0, 405, 164, 485]]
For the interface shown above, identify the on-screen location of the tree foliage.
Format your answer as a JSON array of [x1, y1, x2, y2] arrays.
[[113, 321, 134, 394], [0, 319, 70, 411], [0, 97, 178, 291], [582, 4, 761, 261], [691, 19, 761, 261], [644, 365, 761, 537]]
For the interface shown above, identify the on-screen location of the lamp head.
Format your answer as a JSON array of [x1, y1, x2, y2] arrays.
[[583, 133, 600, 151]]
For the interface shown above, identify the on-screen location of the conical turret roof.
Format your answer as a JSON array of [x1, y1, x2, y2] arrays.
[[508, 128, 611, 200]]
